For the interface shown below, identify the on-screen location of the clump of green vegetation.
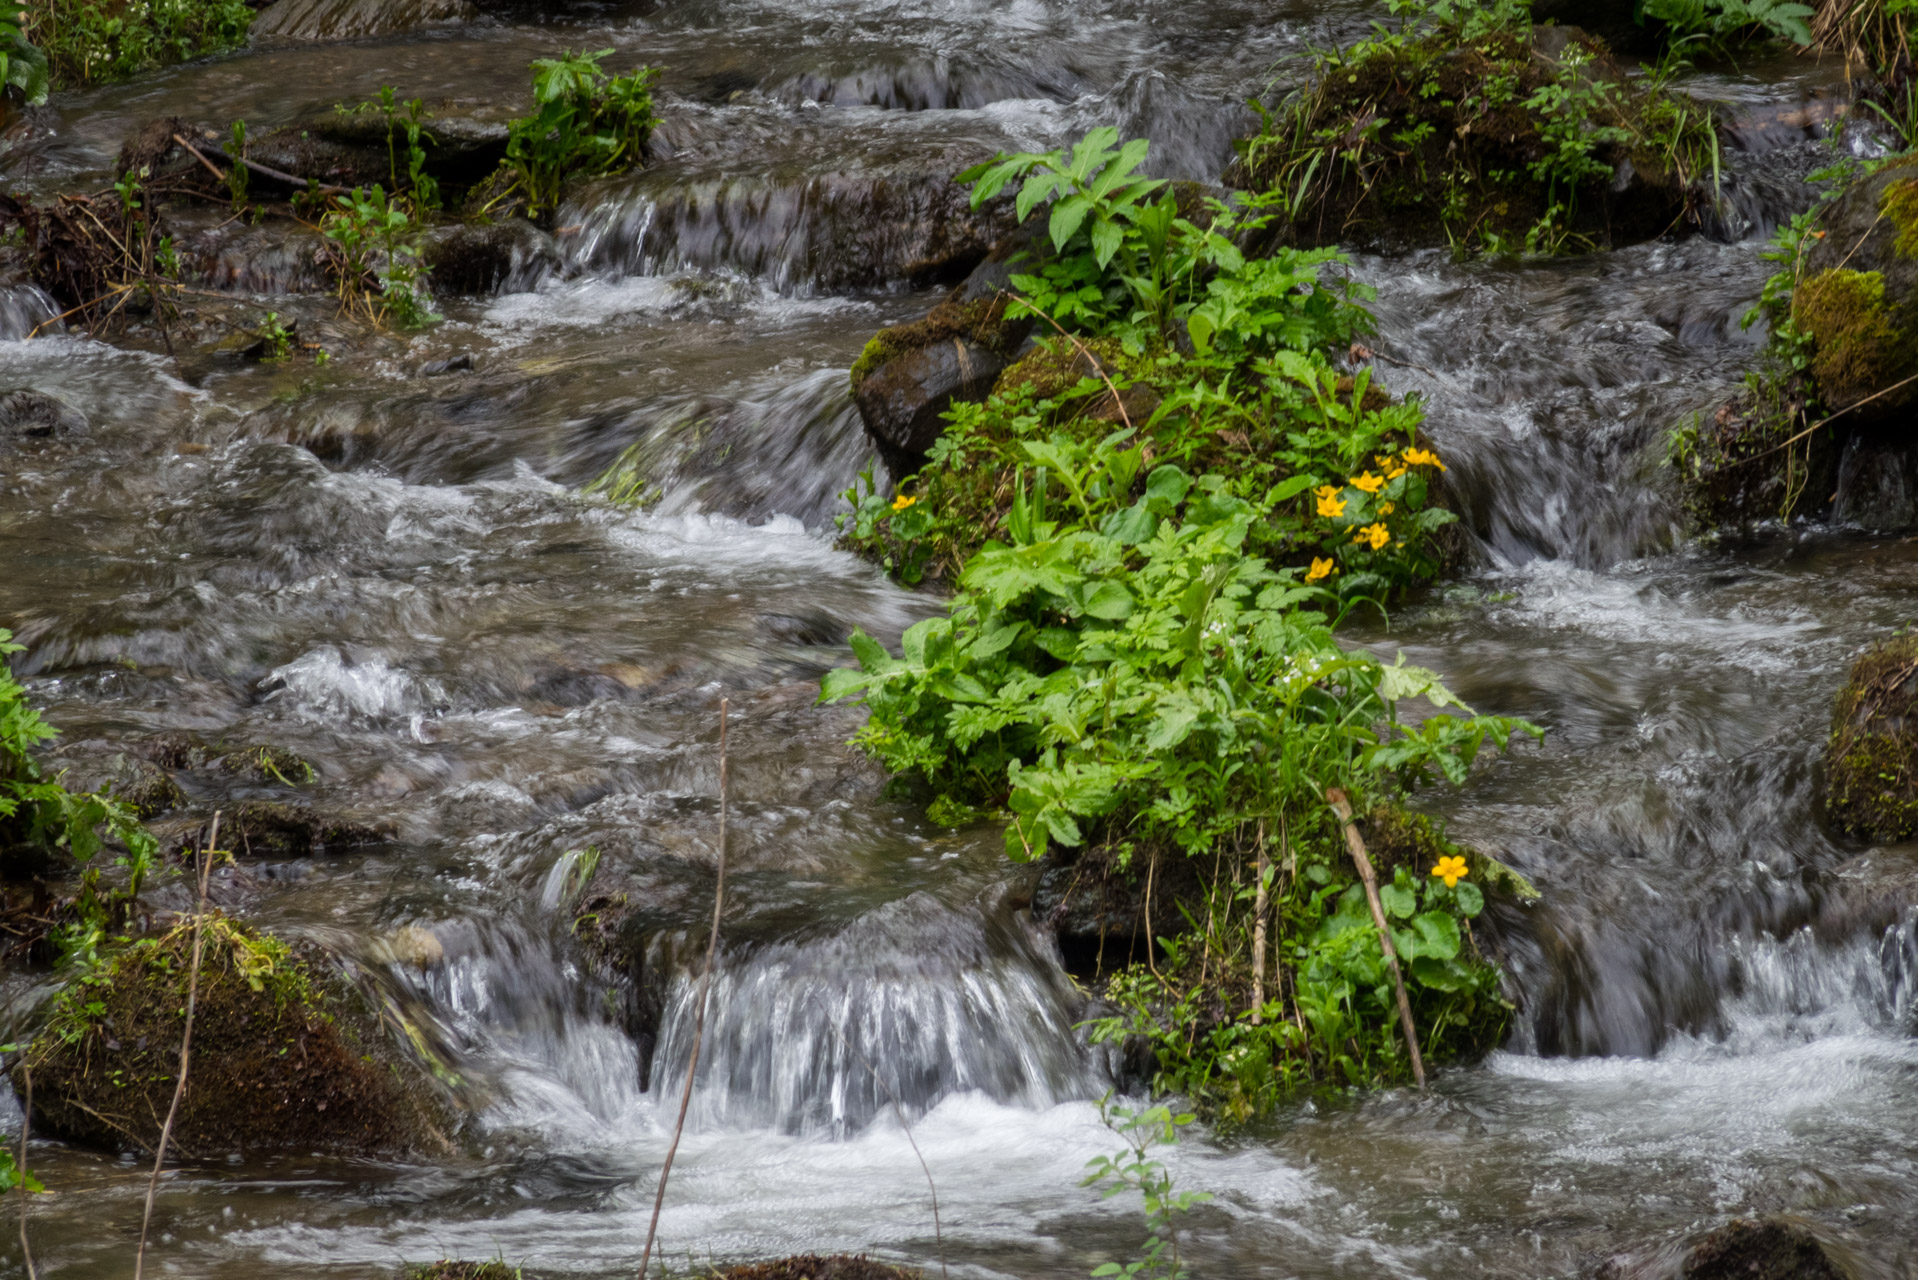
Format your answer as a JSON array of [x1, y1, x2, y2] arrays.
[[19, 913, 446, 1156], [22, 0, 253, 88], [402, 1263, 520, 1280], [1825, 630, 1918, 842], [825, 130, 1538, 1115], [320, 184, 438, 329], [486, 49, 658, 218], [848, 293, 1027, 393], [1795, 265, 1916, 403], [1237, 0, 1719, 256], [2, 628, 159, 948]]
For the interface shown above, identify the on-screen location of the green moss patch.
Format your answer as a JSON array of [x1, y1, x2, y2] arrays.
[[403, 1264, 518, 1280], [1793, 267, 1918, 409], [1883, 177, 1918, 260], [1825, 633, 1918, 843], [17, 915, 449, 1157], [714, 1256, 921, 1280]]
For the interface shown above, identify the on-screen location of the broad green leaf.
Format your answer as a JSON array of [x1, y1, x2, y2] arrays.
[[1409, 911, 1461, 961], [1379, 882, 1416, 919]]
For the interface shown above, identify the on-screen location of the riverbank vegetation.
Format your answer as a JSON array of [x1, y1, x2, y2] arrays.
[[19, 0, 253, 87], [829, 130, 1538, 1117], [1232, 0, 1721, 256]]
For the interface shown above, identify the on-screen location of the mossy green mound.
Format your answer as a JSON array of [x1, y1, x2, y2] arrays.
[[1825, 633, 1918, 844], [1235, 7, 1714, 255], [1792, 267, 1918, 412], [714, 1257, 921, 1280], [847, 293, 1027, 393], [402, 1263, 518, 1280], [17, 915, 451, 1158]]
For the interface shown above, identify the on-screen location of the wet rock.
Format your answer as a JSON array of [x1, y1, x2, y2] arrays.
[[421, 353, 475, 375], [216, 743, 317, 785], [1823, 632, 1918, 843], [250, 0, 476, 42], [1678, 1217, 1847, 1280], [1029, 844, 1207, 975], [850, 285, 1031, 477], [207, 800, 389, 857], [0, 389, 87, 442], [757, 610, 848, 646], [1794, 155, 1918, 417], [15, 917, 452, 1159], [421, 220, 561, 294]]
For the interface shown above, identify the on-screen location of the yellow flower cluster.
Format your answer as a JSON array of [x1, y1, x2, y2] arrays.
[[1314, 485, 1346, 519], [1402, 446, 1445, 471], [891, 493, 917, 512], [1431, 855, 1469, 887], [1306, 556, 1336, 582], [1352, 522, 1390, 550]]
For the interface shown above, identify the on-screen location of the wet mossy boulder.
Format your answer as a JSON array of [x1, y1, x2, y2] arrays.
[[401, 1264, 517, 1280], [16, 916, 452, 1158], [1235, 19, 1712, 254], [850, 290, 1031, 477], [1793, 156, 1918, 416], [1824, 632, 1918, 843]]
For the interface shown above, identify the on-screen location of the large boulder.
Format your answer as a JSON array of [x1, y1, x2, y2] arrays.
[[1793, 156, 1918, 417], [1823, 632, 1918, 843], [16, 916, 452, 1158]]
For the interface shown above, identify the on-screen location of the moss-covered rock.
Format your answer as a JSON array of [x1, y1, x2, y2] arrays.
[[1824, 632, 1918, 843], [1678, 1217, 1846, 1280], [715, 1256, 921, 1280], [1793, 267, 1918, 411], [1235, 17, 1714, 255], [16, 915, 452, 1158], [1792, 158, 1918, 416], [400, 1263, 517, 1280]]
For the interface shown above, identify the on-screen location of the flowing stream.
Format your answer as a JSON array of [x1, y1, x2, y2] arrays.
[[4, 1, 1917, 1277]]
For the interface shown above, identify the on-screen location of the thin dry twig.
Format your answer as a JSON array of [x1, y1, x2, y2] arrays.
[[637, 700, 730, 1279], [1326, 789, 1426, 1091], [1720, 369, 1918, 471], [134, 809, 219, 1280]]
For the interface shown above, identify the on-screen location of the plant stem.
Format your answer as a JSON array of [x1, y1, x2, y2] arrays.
[[134, 808, 218, 1280], [1326, 789, 1426, 1091], [637, 698, 730, 1279], [17, 1063, 33, 1280]]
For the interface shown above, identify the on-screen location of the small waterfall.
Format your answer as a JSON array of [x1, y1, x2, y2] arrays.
[[0, 283, 57, 340], [649, 891, 1098, 1136]]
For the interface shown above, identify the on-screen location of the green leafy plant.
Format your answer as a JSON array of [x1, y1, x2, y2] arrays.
[[1, 629, 160, 950], [0, 5, 50, 105], [1083, 1099, 1210, 1280], [320, 184, 438, 328], [499, 49, 658, 216], [1638, 0, 1815, 53], [338, 86, 442, 213]]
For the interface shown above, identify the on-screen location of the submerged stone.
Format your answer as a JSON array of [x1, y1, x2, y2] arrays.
[[16, 916, 453, 1158], [1823, 632, 1918, 844], [1679, 1217, 1848, 1280], [250, 0, 475, 42]]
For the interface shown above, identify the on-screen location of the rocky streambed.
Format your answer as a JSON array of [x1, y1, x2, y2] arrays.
[[2, 0, 1918, 1277]]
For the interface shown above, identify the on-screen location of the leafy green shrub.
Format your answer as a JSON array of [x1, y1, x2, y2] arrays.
[[22, 0, 253, 87], [840, 130, 1457, 598], [336, 85, 442, 213], [829, 129, 1536, 1110], [498, 49, 658, 216], [1, 629, 158, 941]]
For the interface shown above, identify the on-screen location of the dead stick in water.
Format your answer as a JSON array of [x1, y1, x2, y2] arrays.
[[17, 1063, 34, 1280], [805, 992, 948, 1280], [1325, 789, 1426, 1091], [638, 700, 730, 1279], [135, 809, 218, 1280]]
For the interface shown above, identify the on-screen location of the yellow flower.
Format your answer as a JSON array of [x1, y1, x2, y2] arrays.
[[1377, 501, 1394, 516], [891, 493, 917, 512], [1316, 491, 1347, 519], [1352, 522, 1390, 550], [1349, 471, 1385, 494], [1306, 556, 1335, 582], [1385, 463, 1408, 479], [1403, 447, 1446, 471], [1431, 855, 1469, 888]]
